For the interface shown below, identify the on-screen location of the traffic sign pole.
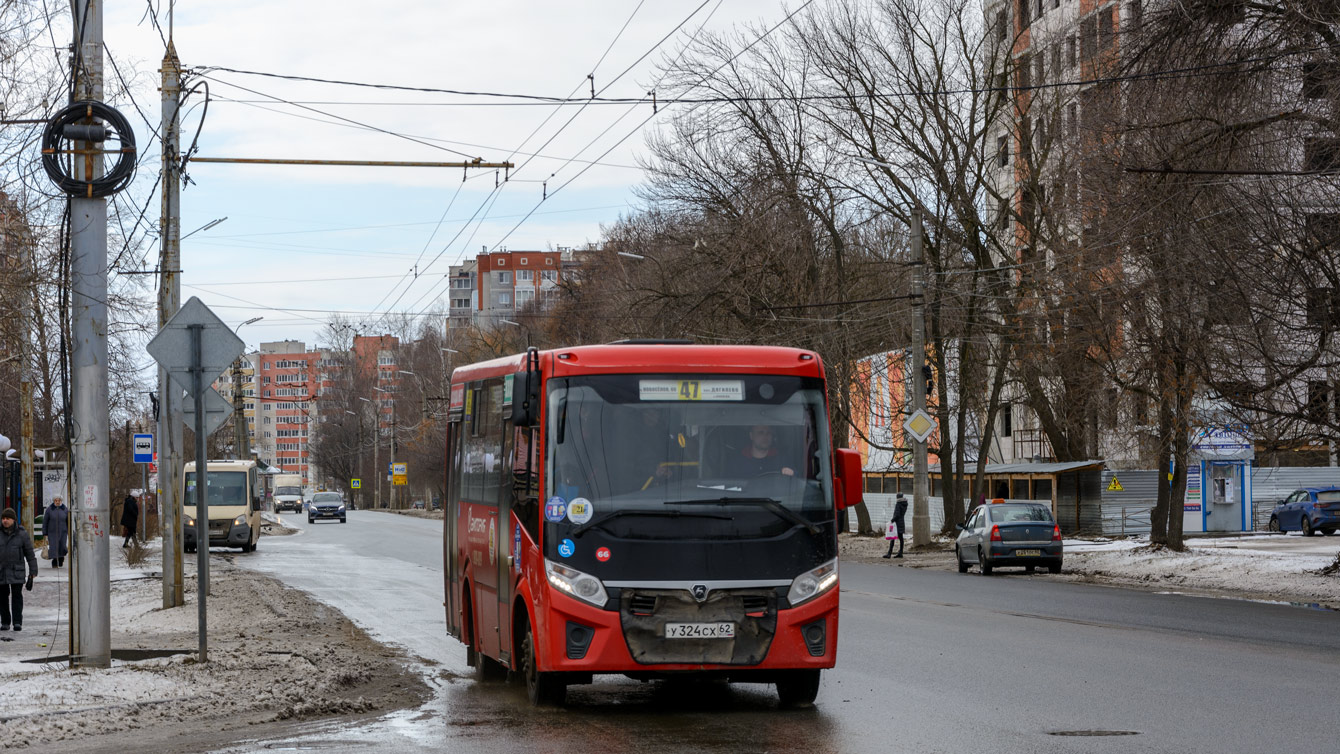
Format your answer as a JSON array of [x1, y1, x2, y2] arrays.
[[191, 323, 209, 663]]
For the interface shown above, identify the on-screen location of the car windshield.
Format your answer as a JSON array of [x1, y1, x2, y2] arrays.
[[546, 374, 833, 522], [987, 504, 1054, 523], [185, 471, 248, 506], [1315, 490, 1340, 503], [275, 486, 301, 496], [312, 493, 342, 503]]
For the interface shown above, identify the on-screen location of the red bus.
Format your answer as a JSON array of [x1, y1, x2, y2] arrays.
[[443, 343, 862, 705]]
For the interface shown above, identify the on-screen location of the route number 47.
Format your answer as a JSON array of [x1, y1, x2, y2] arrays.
[[678, 380, 700, 400]]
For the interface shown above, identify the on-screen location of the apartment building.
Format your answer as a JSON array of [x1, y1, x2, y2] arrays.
[[447, 249, 565, 328], [253, 341, 325, 485]]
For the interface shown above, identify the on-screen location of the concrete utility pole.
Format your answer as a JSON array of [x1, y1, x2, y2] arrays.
[[68, 0, 110, 668], [911, 206, 931, 548], [389, 414, 397, 509], [158, 39, 185, 609]]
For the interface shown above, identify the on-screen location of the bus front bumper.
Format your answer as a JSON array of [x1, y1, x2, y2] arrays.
[[183, 520, 251, 549], [538, 583, 839, 677]]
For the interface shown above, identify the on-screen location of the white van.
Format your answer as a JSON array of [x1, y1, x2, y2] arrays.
[[183, 459, 263, 553]]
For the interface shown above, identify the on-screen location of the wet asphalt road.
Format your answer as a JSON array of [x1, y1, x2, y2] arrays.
[[224, 511, 1340, 753]]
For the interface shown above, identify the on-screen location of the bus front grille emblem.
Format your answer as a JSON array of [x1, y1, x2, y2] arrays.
[[691, 584, 708, 602]]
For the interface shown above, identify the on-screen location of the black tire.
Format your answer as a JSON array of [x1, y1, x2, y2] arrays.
[[979, 548, 992, 575], [776, 669, 822, 707], [1048, 560, 1062, 574], [1268, 517, 1281, 533], [461, 591, 478, 669], [308, 517, 314, 524], [340, 517, 347, 524], [956, 547, 970, 573], [521, 615, 565, 705], [1323, 528, 1337, 536], [1025, 565, 1035, 573], [1303, 517, 1316, 537]]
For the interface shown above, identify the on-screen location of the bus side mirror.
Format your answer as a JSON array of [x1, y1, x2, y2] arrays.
[[511, 348, 542, 427], [833, 449, 863, 511]]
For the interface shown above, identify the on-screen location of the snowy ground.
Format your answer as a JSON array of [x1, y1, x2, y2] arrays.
[[0, 536, 427, 751], [841, 531, 1340, 608]]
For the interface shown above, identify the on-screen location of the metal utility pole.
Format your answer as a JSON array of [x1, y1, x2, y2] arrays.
[[68, 0, 110, 668], [158, 39, 185, 609], [389, 415, 397, 509], [19, 213, 34, 530], [911, 206, 930, 548], [232, 358, 245, 459], [190, 324, 210, 662]]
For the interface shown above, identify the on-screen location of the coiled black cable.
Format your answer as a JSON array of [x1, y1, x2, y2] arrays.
[[41, 100, 138, 198]]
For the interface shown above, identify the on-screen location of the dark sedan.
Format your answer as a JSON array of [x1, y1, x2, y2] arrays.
[[955, 502, 1062, 574], [308, 491, 347, 524]]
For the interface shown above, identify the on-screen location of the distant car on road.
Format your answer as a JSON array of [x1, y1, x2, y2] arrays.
[[955, 502, 1063, 575], [411, 499, 425, 510], [1268, 487, 1340, 536], [308, 491, 347, 524]]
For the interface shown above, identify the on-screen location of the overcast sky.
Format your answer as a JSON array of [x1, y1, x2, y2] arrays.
[[102, 0, 799, 349]]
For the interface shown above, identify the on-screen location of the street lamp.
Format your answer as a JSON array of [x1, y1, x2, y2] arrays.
[[856, 154, 932, 548]]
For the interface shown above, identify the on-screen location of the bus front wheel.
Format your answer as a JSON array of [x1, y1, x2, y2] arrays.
[[521, 616, 566, 706], [775, 669, 821, 707]]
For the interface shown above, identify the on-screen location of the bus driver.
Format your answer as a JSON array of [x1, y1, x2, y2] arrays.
[[727, 425, 795, 478]]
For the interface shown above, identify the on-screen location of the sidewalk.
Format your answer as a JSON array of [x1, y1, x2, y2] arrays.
[[841, 531, 1340, 608], [0, 537, 427, 751]]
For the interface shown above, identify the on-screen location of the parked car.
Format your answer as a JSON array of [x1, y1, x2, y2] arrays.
[[955, 502, 1063, 575], [1268, 487, 1340, 536], [308, 491, 347, 524]]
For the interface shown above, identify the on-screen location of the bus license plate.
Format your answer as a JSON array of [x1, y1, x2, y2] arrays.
[[1015, 549, 1041, 557], [665, 622, 735, 639]]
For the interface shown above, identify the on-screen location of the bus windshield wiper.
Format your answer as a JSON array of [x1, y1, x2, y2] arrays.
[[571, 508, 733, 538], [672, 497, 820, 535]]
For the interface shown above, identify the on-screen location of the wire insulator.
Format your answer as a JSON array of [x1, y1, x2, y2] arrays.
[[41, 100, 138, 198]]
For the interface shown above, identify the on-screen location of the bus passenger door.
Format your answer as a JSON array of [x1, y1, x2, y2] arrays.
[[495, 418, 517, 665], [444, 417, 462, 641]]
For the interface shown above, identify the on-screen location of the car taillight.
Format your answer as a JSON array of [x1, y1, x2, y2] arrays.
[[1052, 525, 1062, 541], [990, 524, 1002, 542]]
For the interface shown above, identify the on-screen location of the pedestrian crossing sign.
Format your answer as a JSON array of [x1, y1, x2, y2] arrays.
[[352, 479, 362, 489], [1107, 477, 1124, 492]]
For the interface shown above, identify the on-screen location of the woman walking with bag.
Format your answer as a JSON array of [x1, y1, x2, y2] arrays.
[[43, 495, 69, 567], [1, 507, 39, 632]]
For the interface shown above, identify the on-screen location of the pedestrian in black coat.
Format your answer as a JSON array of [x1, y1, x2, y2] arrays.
[[121, 495, 139, 548], [0, 507, 38, 631], [883, 494, 908, 559], [43, 496, 69, 567]]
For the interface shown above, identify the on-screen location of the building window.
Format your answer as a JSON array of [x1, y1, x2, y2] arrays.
[[1307, 287, 1339, 329], [499, 292, 511, 306], [496, 257, 506, 266], [1308, 381, 1331, 423], [1303, 61, 1337, 100], [1307, 213, 1340, 247], [1099, 6, 1116, 49], [996, 10, 1007, 43], [997, 198, 1010, 231], [520, 257, 529, 265], [1068, 36, 1078, 68], [1017, 53, 1031, 91], [546, 258, 554, 265], [1018, 0, 1030, 29], [497, 271, 512, 284], [516, 289, 534, 305], [518, 269, 533, 282], [997, 134, 1009, 167], [1081, 15, 1097, 59], [1050, 45, 1061, 81], [1001, 406, 1013, 437], [541, 270, 557, 282]]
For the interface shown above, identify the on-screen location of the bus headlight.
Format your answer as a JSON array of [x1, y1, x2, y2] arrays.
[[545, 560, 608, 608], [184, 516, 195, 528], [233, 515, 248, 527], [787, 559, 838, 607]]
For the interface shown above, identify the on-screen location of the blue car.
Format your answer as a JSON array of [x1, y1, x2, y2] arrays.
[[1268, 487, 1340, 536]]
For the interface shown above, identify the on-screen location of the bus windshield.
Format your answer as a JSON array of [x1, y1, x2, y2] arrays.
[[185, 471, 249, 507], [546, 374, 833, 527]]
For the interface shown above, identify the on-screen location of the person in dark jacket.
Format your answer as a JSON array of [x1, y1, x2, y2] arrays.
[[120, 494, 140, 548], [883, 493, 909, 559], [1, 507, 38, 631], [43, 495, 69, 567]]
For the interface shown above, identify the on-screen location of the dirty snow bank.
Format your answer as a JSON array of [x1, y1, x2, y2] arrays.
[[840, 532, 1340, 607], [0, 541, 426, 749]]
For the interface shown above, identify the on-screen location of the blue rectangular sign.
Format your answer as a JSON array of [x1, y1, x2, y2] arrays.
[[133, 433, 154, 464]]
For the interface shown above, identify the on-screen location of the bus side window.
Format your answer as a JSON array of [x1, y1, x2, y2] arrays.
[[512, 426, 540, 540]]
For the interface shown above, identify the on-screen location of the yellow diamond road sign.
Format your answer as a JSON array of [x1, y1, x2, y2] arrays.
[[903, 409, 936, 443]]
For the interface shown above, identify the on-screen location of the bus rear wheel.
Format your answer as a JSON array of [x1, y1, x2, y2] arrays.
[[520, 616, 566, 706], [776, 669, 821, 707]]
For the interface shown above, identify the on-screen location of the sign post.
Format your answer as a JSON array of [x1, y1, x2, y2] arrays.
[[146, 297, 244, 663]]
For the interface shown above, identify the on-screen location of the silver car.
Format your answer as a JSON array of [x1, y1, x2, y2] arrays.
[[955, 502, 1062, 574]]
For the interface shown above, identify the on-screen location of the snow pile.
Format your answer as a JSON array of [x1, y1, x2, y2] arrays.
[[1064, 537, 1340, 607], [261, 511, 302, 535], [0, 550, 426, 749]]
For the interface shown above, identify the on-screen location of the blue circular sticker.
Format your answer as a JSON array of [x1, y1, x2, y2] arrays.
[[558, 538, 575, 558], [544, 497, 568, 523]]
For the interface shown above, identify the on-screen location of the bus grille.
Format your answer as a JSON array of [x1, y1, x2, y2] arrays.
[[619, 588, 777, 666]]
